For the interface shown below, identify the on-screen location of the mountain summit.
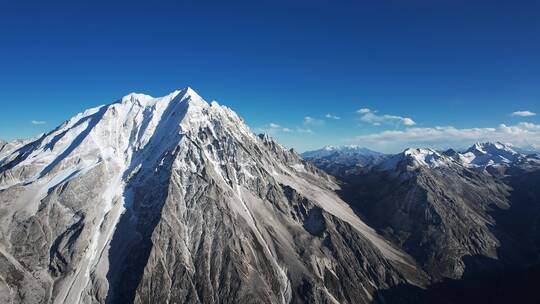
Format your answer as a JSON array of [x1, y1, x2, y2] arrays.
[[0, 89, 419, 304], [461, 142, 522, 166]]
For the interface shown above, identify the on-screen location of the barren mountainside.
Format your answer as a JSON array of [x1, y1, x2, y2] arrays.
[[308, 145, 540, 303]]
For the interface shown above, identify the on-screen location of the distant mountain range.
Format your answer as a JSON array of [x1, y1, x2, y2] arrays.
[[302, 145, 385, 158], [302, 142, 540, 175], [301, 146, 389, 177], [303, 141, 540, 303]]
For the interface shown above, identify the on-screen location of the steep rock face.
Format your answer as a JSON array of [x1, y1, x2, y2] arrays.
[[368, 163, 540, 304], [338, 150, 510, 280], [0, 88, 421, 304]]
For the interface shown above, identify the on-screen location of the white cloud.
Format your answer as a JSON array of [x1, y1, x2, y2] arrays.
[[357, 110, 416, 127], [297, 128, 314, 134], [258, 122, 292, 134], [31, 120, 47, 125], [325, 113, 341, 120], [402, 117, 416, 126], [511, 110, 536, 117], [354, 122, 540, 153], [303, 116, 325, 126], [258, 122, 313, 135]]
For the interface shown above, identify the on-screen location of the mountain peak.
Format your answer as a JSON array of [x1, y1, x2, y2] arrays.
[[175, 86, 203, 101], [461, 142, 522, 167], [182, 85, 197, 96], [378, 147, 453, 171], [403, 148, 451, 168], [121, 92, 154, 103], [467, 142, 516, 154], [120, 87, 205, 107], [322, 145, 336, 151]]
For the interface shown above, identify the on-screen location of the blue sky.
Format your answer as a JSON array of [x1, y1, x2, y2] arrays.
[[1, 0, 539, 152]]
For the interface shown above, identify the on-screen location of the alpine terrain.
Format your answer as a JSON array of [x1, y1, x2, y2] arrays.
[[304, 143, 540, 303], [0, 88, 425, 304], [301, 146, 388, 178]]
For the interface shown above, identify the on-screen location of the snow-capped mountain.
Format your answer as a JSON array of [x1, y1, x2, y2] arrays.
[[378, 148, 456, 171], [374, 142, 539, 172], [301, 146, 388, 177], [302, 145, 384, 159], [0, 88, 420, 304], [460, 142, 523, 167], [303, 142, 540, 176]]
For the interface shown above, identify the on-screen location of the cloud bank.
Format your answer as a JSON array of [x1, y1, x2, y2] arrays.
[[258, 122, 291, 134], [355, 122, 540, 153], [356, 108, 416, 126], [511, 110, 536, 117], [257, 123, 311, 135]]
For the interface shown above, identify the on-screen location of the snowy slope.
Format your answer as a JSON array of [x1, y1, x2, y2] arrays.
[[0, 138, 31, 163], [378, 148, 457, 171], [460, 142, 524, 167]]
